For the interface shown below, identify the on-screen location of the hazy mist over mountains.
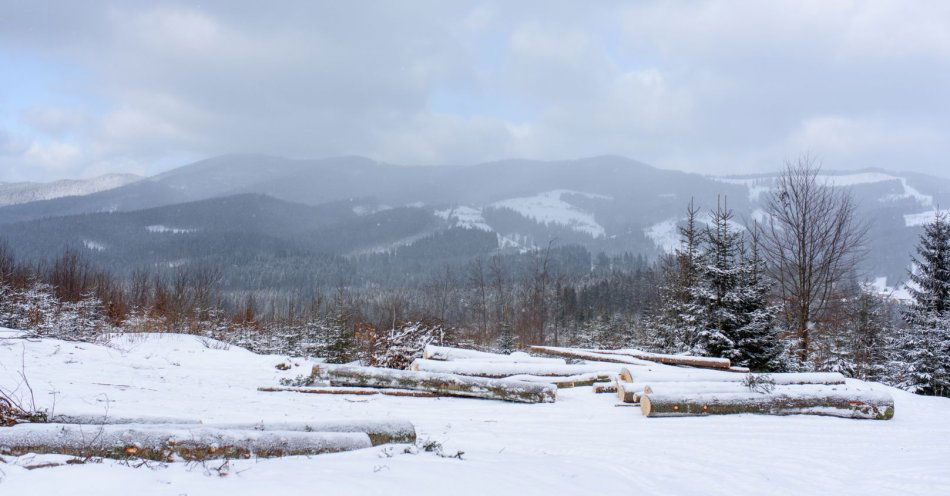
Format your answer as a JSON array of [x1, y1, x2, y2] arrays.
[[1, 154, 946, 293]]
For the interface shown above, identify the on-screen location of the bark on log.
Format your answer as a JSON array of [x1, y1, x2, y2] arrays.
[[584, 348, 732, 370], [504, 373, 614, 388], [409, 358, 616, 378], [314, 365, 556, 403], [641, 390, 895, 420], [0, 424, 373, 460], [618, 368, 846, 385], [526, 346, 651, 365], [258, 386, 438, 398], [423, 345, 565, 364], [203, 419, 416, 446], [592, 382, 617, 393]]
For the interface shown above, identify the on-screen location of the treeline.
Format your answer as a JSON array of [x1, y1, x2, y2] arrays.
[[1, 159, 947, 397]]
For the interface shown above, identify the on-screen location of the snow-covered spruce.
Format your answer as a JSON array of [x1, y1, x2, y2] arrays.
[[618, 368, 846, 385], [314, 364, 556, 403], [423, 345, 566, 364], [640, 390, 895, 420], [0, 424, 373, 460], [410, 358, 619, 378]]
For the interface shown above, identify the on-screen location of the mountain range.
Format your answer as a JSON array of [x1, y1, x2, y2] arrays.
[[1, 155, 946, 292]]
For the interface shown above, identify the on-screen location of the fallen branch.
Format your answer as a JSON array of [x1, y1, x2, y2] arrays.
[[314, 365, 556, 403], [410, 358, 617, 378], [641, 389, 895, 420], [0, 424, 373, 461]]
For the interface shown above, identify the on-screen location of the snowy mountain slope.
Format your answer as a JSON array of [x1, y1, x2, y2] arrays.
[[1, 330, 948, 495], [0, 173, 141, 207]]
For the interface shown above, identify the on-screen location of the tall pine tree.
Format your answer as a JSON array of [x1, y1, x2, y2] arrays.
[[900, 211, 950, 396]]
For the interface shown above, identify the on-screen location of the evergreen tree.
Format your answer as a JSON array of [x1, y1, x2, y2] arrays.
[[730, 239, 784, 371], [323, 295, 357, 364], [900, 211, 950, 396], [693, 200, 742, 358], [649, 201, 705, 353], [497, 319, 516, 354]]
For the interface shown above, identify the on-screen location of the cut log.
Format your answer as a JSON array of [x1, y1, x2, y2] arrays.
[[527, 346, 652, 365], [203, 419, 416, 446], [584, 348, 732, 370], [592, 382, 617, 393], [0, 424, 373, 460], [314, 364, 556, 403], [258, 386, 438, 398], [618, 368, 846, 386], [423, 345, 565, 364], [504, 373, 614, 388], [728, 366, 752, 373], [641, 389, 895, 420], [409, 358, 617, 378], [617, 382, 646, 403]]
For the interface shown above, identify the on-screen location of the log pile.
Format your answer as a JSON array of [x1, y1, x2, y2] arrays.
[[314, 364, 557, 403]]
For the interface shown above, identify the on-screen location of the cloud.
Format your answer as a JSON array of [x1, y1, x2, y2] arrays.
[[0, 1, 948, 181]]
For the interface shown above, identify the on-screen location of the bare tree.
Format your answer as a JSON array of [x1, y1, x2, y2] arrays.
[[757, 156, 868, 364]]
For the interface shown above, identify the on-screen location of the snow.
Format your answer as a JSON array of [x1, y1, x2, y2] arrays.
[[434, 206, 492, 232], [0, 174, 141, 207], [491, 190, 608, 238], [82, 240, 106, 252], [715, 172, 934, 207], [644, 217, 680, 253], [1, 330, 949, 495], [409, 358, 621, 378], [904, 209, 950, 227], [146, 225, 198, 234]]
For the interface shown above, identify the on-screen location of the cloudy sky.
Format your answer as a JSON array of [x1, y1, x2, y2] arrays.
[[1, 0, 949, 182]]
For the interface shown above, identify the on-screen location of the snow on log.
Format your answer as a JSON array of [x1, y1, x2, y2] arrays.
[[423, 345, 565, 364], [592, 382, 617, 393], [526, 346, 654, 365], [313, 364, 557, 403], [409, 358, 617, 378], [504, 373, 614, 388], [47, 414, 202, 425], [585, 348, 732, 370], [258, 385, 438, 399], [728, 366, 751, 373], [0, 424, 373, 460], [203, 419, 416, 446], [618, 368, 847, 385], [641, 389, 895, 420]]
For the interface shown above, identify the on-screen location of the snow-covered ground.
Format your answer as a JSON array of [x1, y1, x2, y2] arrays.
[[492, 190, 609, 238], [1, 330, 948, 495]]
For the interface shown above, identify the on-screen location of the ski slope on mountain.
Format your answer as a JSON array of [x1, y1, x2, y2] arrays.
[[1, 330, 947, 495]]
